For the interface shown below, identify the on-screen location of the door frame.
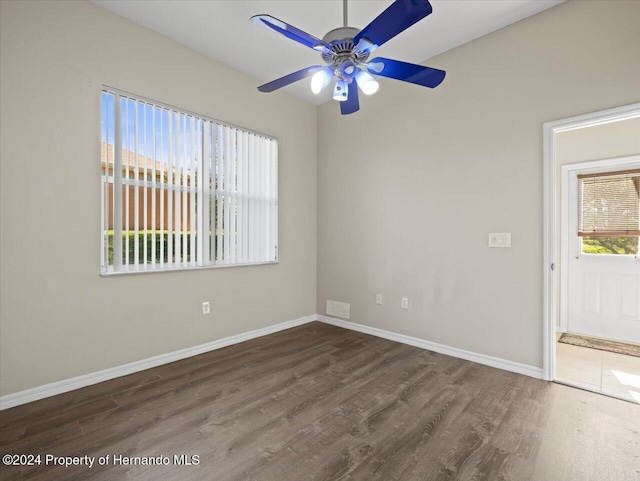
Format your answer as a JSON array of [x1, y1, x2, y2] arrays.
[[542, 102, 640, 381], [560, 155, 640, 333]]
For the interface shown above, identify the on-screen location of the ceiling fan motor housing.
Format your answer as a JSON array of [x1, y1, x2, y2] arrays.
[[321, 27, 370, 80]]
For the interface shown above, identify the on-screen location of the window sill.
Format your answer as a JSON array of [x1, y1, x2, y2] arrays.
[[100, 260, 279, 277]]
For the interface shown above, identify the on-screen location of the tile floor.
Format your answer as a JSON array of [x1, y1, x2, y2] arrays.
[[555, 333, 640, 403]]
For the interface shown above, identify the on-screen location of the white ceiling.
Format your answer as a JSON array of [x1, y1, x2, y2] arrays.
[[91, 0, 564, 105]]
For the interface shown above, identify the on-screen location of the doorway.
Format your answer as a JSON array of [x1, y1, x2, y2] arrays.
[[564, 160, 640, 343], [557, 158, 640, 402], [542, 102, 640, 402]]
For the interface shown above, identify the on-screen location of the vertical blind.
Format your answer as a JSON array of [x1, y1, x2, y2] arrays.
[[577, 169, 640, 237], [101, 89, 278, 274]]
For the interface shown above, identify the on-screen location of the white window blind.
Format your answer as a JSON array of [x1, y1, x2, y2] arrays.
[[578, 169, 640, 237], [100, 88, 278, 274]]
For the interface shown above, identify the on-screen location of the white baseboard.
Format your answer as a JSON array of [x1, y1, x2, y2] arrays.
[[0, 315, 316, 411], [317, 315, 543, 380]]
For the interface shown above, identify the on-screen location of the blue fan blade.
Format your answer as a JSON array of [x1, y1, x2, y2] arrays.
[[251, 15, 330, 52], [354, 0, 433, 50], [368, 57, 445, 88], [258, 66, 324, 93], [340, 83, 360, 115]]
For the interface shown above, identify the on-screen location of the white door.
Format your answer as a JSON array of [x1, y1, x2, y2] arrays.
[[567, 166, 640, 343]]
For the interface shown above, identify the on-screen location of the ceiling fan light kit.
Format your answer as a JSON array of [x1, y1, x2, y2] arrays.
[[311, 67, 333, 94], [250, 0, 446, 115], [333, 80, 349, 102], [355, 71, 379, 96]]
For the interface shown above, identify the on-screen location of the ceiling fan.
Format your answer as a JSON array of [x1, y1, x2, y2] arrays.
[[250, 0, 446, 115]]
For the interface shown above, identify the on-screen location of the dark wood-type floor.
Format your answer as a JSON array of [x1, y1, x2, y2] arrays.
[[1, 322, 639, 481]]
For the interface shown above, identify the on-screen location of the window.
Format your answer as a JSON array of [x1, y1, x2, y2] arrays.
[[578, 169, 640, 255], [100, 88, 278, 274]]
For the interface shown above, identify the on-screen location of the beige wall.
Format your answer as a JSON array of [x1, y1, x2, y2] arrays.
[[317, 0, 640, 368], [0, 0, 317, 395], [555, 118, 640, 326]]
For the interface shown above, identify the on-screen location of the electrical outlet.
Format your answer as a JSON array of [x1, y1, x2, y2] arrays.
[[202, 301, 211, 315], [401, 297, 409, 309], [376, 294, 383, 305]]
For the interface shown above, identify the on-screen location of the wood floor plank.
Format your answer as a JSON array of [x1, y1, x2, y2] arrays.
[[0, 464, 22, 481], [78, 341, 344, 445], [0, 370, 161, 429], [1, 322, 638, 481], [0, 421, 85, 457], [0, 396, 117, 447], [111, 327, 345, 408], [211, 350, 468, 481], [427, 370, 524, 481], [200, 346, 427, 480]]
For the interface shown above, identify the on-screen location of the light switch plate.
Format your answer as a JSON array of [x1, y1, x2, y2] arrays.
[[489, 233, 511, 248], [202, 301, 211, 315]]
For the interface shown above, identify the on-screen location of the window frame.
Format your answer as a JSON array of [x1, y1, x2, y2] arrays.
[[100, 86, 279, 276], [576, 168, 640, 257]]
